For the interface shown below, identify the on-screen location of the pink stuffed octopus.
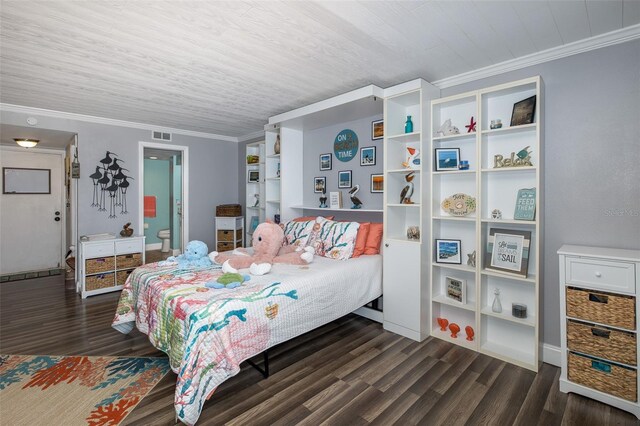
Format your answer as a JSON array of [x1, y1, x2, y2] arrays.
[[208, 221, 313, 275]]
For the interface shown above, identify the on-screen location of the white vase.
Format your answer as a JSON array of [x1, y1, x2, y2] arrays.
[[492, 289, 502, 313]]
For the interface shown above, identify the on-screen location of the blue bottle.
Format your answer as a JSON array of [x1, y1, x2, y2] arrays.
[[405, 116, 413, 133]]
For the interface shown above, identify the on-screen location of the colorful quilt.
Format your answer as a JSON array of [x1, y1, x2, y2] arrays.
[[112, 255, 382, 425]]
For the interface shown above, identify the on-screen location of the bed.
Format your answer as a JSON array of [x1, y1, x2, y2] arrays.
[[112, 254, 382, 425]]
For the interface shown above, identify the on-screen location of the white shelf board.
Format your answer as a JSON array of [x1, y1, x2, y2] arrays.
[[266, 177, 281, 181], [266, 154, 281, 158], [432, 263, 476, 274], [481, 166, 536, 173], [386, 236, 421, 244], [480, 123, 536, 136], [387, 203, 421, 208], [480, 341, 535, 369], [246, 206, 259, 210], [433, 294, 476, 312], [480, 307, 536, 327], [432, 132, 477, 142], [481, 269, 536, 284], [266, 200, 280, 203], [246, 163, 260, 167], [481, 218, 537, 225], [433, 215, 476, 222], [431, 327, 477, 350], [386, 131, 421, 142], [433, 169, 476, 175], [289, 206, 383, 213], [387, 168, 421, 174]]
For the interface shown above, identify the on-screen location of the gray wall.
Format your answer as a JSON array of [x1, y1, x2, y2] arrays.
[[302, 114, 384, 223], [0, 110, 239, 251], [441, 40, 640, 347]]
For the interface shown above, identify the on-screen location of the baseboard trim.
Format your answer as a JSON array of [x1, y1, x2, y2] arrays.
[[542, 343, 561, 367], [145, 243, 162, 250]]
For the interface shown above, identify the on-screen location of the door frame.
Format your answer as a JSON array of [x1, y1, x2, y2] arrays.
[[0, 145, 67, 271], [138, 141, 189, 253]]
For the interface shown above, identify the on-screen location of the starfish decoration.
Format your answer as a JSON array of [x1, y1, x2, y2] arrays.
[[465, 116, 476, 133]]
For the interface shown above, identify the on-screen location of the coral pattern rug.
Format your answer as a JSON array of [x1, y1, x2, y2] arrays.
[[0, 355, 170, 425]]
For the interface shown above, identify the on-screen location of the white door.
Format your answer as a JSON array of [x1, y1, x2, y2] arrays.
[[382, 240, 421, 333], [0, 148, 64, 274]]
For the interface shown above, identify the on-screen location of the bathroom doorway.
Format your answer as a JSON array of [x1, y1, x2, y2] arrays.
[[139, 142, 189, 263]]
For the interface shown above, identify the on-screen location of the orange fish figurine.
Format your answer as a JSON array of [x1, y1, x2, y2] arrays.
[[449, 323, 460, 338], [465, 325, 475, 341]]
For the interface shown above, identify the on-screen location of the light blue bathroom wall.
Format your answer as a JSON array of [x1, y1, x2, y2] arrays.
[[144, 159, 170, 245], [172, 157, 182, 249]]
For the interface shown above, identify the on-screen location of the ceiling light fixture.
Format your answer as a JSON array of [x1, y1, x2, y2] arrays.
[[14, 138, 39, 148]]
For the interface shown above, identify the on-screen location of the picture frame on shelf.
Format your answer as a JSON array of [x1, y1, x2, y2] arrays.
[[247, 170, 259, 183], [435, 239, 462, 264], [510, 95, 536, 126], [514, 188, 536, 220], [338, 170, 352, 188], [445, 276, 465, 305], [485, 228, 531, 277], [370, 173, 383, 193], [371, 119, 384, 140], [360, 146, 376, 166], [314, 176, 326, 194], [320, 153, 332, 171], [435, 148, 460, 171]]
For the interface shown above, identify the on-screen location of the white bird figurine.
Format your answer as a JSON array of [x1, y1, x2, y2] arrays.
[[402, 147, 420, 169], [349, 185, 362, 209], [400, 172, 415, 204]]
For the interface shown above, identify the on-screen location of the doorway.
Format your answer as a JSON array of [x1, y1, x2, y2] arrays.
[[138, 142, 188, 262]]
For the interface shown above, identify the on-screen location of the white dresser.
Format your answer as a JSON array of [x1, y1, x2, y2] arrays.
[[558, 244, 640, 419], [78, 236, 145, 298], [215, 216, 244, 252]]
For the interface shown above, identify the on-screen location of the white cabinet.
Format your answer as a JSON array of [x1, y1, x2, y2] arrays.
[[215, 216, 244, 252], [245, 141, 265, 246], [429, 76, 543, 371], [78, 236, 145, 299], [559, 245, 640, 419]]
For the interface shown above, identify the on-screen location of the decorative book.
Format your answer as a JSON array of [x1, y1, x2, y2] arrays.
[[329, 191, 342, 209]]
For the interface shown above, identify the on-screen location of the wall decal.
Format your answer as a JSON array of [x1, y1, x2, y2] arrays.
[[91, 151, 131, 218]]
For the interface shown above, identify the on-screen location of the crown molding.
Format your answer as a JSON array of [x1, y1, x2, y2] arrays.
[[237, 130, 266, 142], [433, 24, 640, 89], [0, 103, 239, 142]]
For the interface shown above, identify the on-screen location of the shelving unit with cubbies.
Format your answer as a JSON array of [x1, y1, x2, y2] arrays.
[[245, 141, 265, 246], [264, 124, 281, 225], [429, 76, 543, 371]]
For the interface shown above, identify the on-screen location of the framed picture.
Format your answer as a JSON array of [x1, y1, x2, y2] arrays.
[[360, 146, 376, 166], [314, 176, 326, 193], [435, 148, 460, 171], [370, 173, 383, 193], [338, 170, 352, 188], [435, 239, 462, 264], [371, 119, 384, 140], [485, 228, 531, 277], [249, 216, 259, 233], [510, 95, 536, 126], [514, 188, 536, 220], [247, 169, 259, 183], [445, 276, 466, 305], [320, 153, 332, 171]]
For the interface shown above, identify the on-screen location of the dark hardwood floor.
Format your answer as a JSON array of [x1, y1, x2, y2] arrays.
[[1, 276, 638, 425]]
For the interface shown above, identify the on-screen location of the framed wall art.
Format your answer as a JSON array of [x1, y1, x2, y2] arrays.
[[338, 170, 352, 188], [314, 176, 326, 193], [370, 173, 383, 193], [319, 153, 332, 171], [435, 148, 460, 171], [435, 239, 462, 264], [445, 276, 466, 305], [360, 146, 376, 166], [485, 228, 531, 277], [371, 119, 384, 140], [510, 95, 536, 126]]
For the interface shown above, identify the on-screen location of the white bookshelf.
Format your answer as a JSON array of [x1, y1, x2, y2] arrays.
[[429, 76, 543, 371], [264, 125, 282, 224], [245, 141, 265, 246]]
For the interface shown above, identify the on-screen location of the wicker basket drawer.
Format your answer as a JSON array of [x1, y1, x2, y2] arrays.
[[85, 273, 115, 291], [568, 352, 637, 402], [217, 229, 243, 242], [116, 269, 134, 286], [567, 320, 637, 366], [85, 256, 115, 274], [116, 253, 142, 270], [566, 287, 636, 330], [217, 242, 235, 252]]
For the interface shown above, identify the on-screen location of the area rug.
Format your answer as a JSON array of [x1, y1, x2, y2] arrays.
[[0, 355, 171, 425]]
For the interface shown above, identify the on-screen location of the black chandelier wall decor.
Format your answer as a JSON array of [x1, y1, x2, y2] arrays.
[[90, 151, 132, 218]]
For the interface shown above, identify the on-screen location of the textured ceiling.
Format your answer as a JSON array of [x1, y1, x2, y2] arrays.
[[1, 1, 638, 138]]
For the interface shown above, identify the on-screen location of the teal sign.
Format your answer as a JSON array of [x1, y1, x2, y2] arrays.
[[334, 129, 358, 162]]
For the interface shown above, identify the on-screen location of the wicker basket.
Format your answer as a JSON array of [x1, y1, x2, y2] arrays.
[[85, 273, 115, 291], [566, 287, 636, 330], [116, 270, 133, 286], [216, 204, 241, 217], [85, 257, 115, 274], [116, 253, 142, 270], [567, 320, 637, 366], [568, 352, 637, 402], [217, 229, 243, 242], [217, 242, 235, 252]]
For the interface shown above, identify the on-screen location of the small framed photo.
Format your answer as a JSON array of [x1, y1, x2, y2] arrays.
[[360, 146, 376, 166], [435, 148, 460, 171], [320, 153, 332, 171], [314, 176, 326, 193], [486, 228, 531, 277], [445, 276, 466, 305], [510, 95, 536, 126], [371, 119, 384, 140], [338, 170, 352, 188], [247, 169, 260, 183], [370, 173, 383, 193], [435, 239, 462, 264]]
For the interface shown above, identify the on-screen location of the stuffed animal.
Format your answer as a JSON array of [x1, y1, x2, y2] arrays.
[[208, 222, 313, 276], [206, 272, 250, 289], [160, 240, 213, 268], [435, 119, 460, 137]]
